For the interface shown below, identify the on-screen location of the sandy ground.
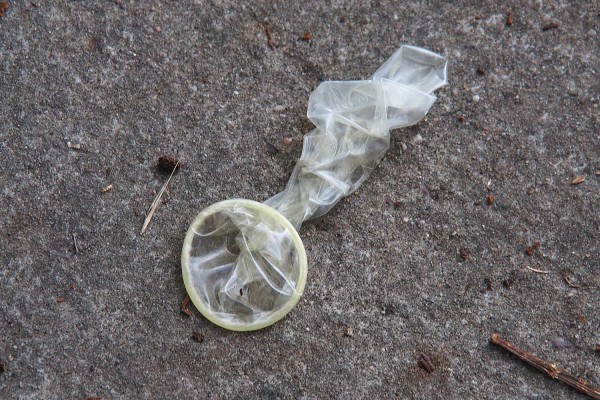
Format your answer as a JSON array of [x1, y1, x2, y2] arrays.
[[1, 1, 598, 398]]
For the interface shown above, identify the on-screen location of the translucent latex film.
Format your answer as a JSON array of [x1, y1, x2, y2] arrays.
[[182, 199, 307, 331], [182, 46, 447, 331], [266, 45, 447, 228]]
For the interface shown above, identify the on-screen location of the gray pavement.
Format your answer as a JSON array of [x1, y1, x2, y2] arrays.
[[1, 1, 598, 398]]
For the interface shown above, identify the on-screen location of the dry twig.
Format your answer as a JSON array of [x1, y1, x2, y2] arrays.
[[525, 265, 549, 274], [181, 295, 192, 317], [264, 25, 275, 50], [417, 353, 435, 373], [140, 162, 179, 235], [563, 272, 581, 289], [72, 234, 79, 254], [490, 333, 600, 399]]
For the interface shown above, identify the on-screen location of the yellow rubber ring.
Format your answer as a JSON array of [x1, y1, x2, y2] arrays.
[[181, 199, 308, 331]]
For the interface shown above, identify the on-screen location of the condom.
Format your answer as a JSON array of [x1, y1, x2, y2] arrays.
[[181, 46, 448, 331]]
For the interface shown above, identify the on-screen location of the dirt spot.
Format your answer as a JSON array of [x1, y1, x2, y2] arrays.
[[459, 246, 470, 260], [525, 241, 540, 256], [417, 353, 435, 373], [191, 332, 205, 343], [157, 155, 181, 173], [301, 32, 312, 41], [542, 22, 560, 31]]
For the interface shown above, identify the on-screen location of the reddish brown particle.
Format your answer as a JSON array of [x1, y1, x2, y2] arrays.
[[460, 247, 470, 260], [265, 25, 275, 50], [525, 241, 540, 256], [282, 137, 293, 146], [506, 12, 513, 26], [458, 115, 466, 123], [487, 195, 495, 205], [542, 22, 560, 31], [0, 2, 8, 18], [301, 32, 313, 41], [181, 295, 193, 317], [56, 297, 65, 303]]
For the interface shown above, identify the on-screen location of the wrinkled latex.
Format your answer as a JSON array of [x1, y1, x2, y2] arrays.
[[266, 46, 447, 228], [182, 46, 448, 330]]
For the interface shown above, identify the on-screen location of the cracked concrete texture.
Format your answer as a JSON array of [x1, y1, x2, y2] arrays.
[[0, 0, 598, 399]]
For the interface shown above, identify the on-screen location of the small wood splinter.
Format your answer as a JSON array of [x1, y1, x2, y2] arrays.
[[490, 333, 600, 399], [181, 295, 193, 317], [140, 162, 179, 235]]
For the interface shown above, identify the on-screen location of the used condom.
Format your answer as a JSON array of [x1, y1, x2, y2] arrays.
[[182, 46, 448, 331]]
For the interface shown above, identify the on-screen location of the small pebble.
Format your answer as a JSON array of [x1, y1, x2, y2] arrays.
[[274, 105, 286, 112], [472, 94, 480, 102], [191, 332, 205, 343], [282, 137, 293, 145], [155, 26, 161, 33], [552, 337, 570, 349], [412, 134, 424, 144]]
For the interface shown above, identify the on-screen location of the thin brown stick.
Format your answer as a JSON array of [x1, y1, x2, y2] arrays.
[[181, 295, 192, 317], [140, 162, 179, 235], [563, 273, 582, 289], [490, 333, 600, 399], [264, 25, 275, 50]]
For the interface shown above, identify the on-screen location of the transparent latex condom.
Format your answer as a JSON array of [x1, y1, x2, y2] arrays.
[[182, 46, 447, 331]]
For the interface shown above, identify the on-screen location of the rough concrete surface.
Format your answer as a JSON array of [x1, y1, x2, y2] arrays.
[[1, 0, 598, 399]]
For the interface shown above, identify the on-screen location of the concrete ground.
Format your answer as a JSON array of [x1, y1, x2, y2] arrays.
[[1, 0, 598, 398]]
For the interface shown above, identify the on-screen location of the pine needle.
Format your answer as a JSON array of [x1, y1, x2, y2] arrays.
[[140, 162, 179, 235]]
